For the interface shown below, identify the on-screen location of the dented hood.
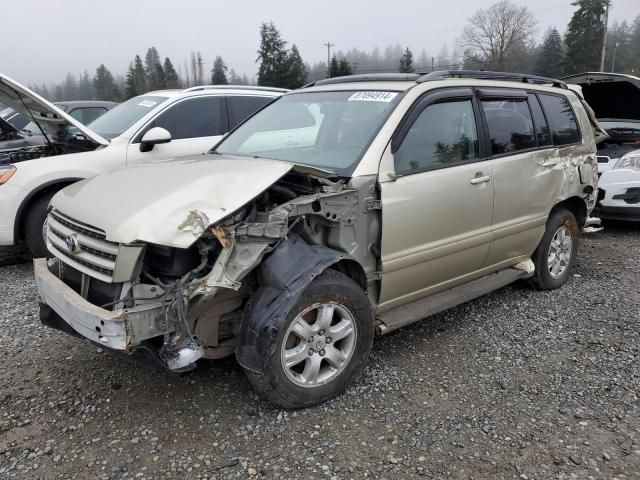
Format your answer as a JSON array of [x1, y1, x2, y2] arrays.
[[51, 155, 293, 248], [0, 72, 109, 146]]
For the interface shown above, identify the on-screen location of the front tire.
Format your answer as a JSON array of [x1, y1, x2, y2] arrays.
[[244, 269, 374, 409], [24, 192, 55, 258], [529, 208, 579, 290]]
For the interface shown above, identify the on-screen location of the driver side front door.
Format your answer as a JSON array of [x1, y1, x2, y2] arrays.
[[378, 89, 494, 311]]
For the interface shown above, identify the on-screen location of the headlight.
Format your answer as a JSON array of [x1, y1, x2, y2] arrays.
[[0, 165, 16, 185], [615, 151, 640, 171]]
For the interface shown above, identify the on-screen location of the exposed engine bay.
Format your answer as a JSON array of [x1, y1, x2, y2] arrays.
[[45, 170, 379, 372], [0, 129, 98, 165]]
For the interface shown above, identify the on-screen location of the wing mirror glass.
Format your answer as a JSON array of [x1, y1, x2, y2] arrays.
[[140, 127, 171, 152]]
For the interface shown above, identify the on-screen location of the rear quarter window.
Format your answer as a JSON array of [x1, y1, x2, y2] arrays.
[[227, 96, 274, 128], [538, 94, 581, 146]]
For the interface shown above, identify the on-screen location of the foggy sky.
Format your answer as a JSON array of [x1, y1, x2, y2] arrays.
[[2, 0, 638, 86]]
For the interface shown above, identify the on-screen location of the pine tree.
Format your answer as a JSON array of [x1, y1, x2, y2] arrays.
[[211, 56, 229, 85], [163, 58, 181, 88], [284, 44, 308, 89], [628, 15, 640, 74], [40, 84, 50, 100], [564, 0, 610, 74], [144, 47, 165, 90], [257, 22, 289, 87], [399, 47, 415, 73], [125, 63, 138, 99], [94, 64, 118, 101], [125, 56, 146, 99], [329, 55, 340, 77], [338, 58, 353, 76], [535, 28, 565, 77], [604, 21, 632, 72], [62, 73, 78, 101], [229, 68, 242, 84], [78, 71, 94, 99], [133, 55, 147, 94]]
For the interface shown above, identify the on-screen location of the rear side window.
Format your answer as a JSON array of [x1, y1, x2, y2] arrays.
[[481, 99, 536, 154], [227, 96, 273, 128], [69, 107, 107, 125], [394, 99, 479, 174], [141, 96, 225, 141], [527, 94, 552, 147], [538, 94, 581, 145]]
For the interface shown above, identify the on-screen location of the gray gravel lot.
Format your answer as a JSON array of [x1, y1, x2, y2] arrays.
[[0, 226, 638, 480]]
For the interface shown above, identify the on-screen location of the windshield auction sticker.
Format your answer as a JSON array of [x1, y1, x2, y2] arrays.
[[137, 100, 157, 108], [348, 91, 398, 102]]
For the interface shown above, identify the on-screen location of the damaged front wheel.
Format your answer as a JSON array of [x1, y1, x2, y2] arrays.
[[244, 270, 374, 408]]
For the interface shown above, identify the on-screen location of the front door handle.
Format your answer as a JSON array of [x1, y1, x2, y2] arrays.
[[470, 174, 492, 185]]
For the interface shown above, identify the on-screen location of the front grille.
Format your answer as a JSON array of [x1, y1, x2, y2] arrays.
[[49, 261, 123, 310], [47, 210, 120, 283]]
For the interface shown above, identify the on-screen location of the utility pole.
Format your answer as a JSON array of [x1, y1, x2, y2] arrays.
[[323, 42, 335, 78], [599, 1, 610, 72], [611, 41, 619, 72]]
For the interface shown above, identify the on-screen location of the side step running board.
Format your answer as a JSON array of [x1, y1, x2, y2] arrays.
[[376, 266, 531, 335]]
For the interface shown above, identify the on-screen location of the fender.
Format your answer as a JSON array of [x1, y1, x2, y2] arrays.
[[13, 177, 84, 242], [235, 233, 353, 373]]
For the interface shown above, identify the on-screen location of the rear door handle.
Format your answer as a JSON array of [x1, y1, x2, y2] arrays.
[[470, 175, 492, 185]]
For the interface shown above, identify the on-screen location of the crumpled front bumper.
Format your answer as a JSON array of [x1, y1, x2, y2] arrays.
[[34, 258, 165, 351]]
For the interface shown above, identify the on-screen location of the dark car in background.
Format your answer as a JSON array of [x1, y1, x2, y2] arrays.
[[1, 100, 117, 153]]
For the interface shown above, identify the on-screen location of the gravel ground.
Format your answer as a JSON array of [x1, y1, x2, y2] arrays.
[[0, 225, 638, 480]]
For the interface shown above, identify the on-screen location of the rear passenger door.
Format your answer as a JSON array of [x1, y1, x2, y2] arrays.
[[126, 95, 228, 166], [483, 90, 580, 267], [379, 89, 494, 308]]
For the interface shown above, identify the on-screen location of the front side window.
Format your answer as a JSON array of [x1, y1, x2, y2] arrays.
[[227, 96, 273, 128], [87, 95, 167, 139], [394, 99, 479, 174], [138, 96, 225, 141], [214, 90, 401, 175], [538, 94, 581, 146], [482, 98, 536, 155]]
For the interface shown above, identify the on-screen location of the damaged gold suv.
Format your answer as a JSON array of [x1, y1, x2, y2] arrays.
[[35, 71, 602, 408]]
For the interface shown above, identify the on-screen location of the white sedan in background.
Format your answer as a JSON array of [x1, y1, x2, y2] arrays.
[[0, 72, 286, 256]]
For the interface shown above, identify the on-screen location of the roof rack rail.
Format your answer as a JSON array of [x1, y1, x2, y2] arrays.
[[417, 70, 568, 89], [306, 73, 421, 88], [184, 85, 289, 93]]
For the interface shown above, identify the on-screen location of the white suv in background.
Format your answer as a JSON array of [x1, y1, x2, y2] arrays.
[[0, 73, 286, 256]]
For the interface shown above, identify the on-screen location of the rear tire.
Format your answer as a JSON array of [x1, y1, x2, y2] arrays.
[[24, 192, 55, 258], [244, 269, 374, 409], [529, 208, 579, 290]]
